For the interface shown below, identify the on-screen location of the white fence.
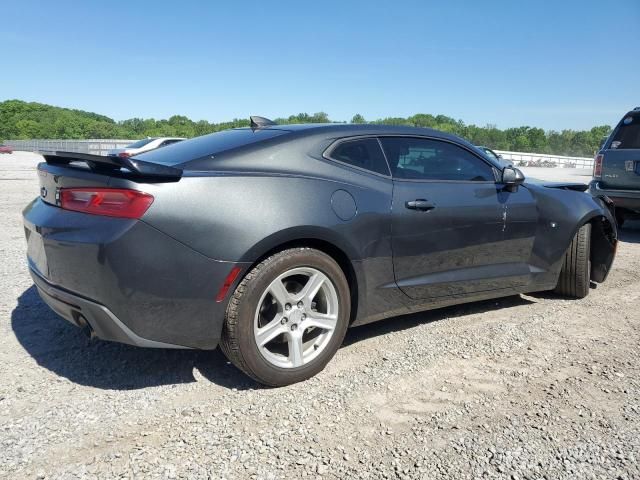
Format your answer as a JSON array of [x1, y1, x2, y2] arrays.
[[3, 139, 133, 156], [3, 139, 595, 168], [495, 150, 594, 169]]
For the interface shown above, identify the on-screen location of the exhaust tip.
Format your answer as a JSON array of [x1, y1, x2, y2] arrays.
[[74, 313, 96, 340]]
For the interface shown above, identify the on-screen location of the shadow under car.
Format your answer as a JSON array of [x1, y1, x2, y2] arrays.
[[12, 285, 535, 390]]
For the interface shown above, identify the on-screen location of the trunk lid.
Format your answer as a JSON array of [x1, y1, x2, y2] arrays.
[[36, 151, 182, 207], [27, 163, 119, 281], [29, 152, 181, 281], [37, 162, 113, 207], [600, 111, 640, 190]]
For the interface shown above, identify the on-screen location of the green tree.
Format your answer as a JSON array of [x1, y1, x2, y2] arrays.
[[0, 99, 614, 156], [14, 119, 42, 138], [514, 134, 532, 152]]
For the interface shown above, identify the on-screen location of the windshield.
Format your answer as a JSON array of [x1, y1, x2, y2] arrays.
[[611, 114, 640, 150], [136, 128, 289, 166], [481, 147, 499, 160], [126, 138, 156, 149]]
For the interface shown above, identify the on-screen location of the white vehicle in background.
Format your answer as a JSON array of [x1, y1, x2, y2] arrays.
[[107, 137, 184, 158]]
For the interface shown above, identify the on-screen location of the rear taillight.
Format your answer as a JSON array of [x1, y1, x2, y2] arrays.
[[118, 152, 131, 158], [593, 154, 603, 178], [59, 188, 154, 219]]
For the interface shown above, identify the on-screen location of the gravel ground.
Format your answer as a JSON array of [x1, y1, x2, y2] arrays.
[[1, 152, 638, 479]]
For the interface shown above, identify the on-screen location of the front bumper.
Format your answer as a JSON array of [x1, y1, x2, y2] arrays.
[[590, 181, 640, 212]]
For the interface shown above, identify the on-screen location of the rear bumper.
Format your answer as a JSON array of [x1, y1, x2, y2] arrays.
[[31, 268, 189, 348], [23, 198, 249, 349], [590, 181, 640, 212]]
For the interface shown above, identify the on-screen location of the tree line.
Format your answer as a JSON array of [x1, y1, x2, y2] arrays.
[[0, 99, 610, 157]]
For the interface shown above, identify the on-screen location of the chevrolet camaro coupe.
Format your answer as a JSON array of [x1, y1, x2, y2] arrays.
[[23, 117, 617, 386]]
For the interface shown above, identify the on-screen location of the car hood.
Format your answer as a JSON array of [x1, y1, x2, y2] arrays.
[[525, 178, 589, 192]]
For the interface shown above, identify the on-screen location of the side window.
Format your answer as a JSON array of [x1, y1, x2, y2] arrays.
[[327, 138, 390, 176], [379, 137, 494, 181]]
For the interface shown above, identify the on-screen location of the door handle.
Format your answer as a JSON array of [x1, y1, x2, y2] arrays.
[[405, 199, 435, 211]]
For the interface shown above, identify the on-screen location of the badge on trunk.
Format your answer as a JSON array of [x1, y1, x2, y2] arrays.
[[625, 160, 636, 172]]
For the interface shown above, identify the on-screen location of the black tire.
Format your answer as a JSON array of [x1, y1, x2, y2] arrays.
[[220, 248, 351, 387], [554, 223, 591, 298]]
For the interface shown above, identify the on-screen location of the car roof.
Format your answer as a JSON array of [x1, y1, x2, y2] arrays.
[[143, 122, 502, 171], [233, 123, 466, 143], [139, 137, 184, 140], [236, 123, 440, 135], [244, 123, 487, 156]]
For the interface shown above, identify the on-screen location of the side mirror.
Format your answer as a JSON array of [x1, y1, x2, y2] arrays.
[[502, 167, 525, 191]]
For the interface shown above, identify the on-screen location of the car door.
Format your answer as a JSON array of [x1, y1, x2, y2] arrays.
[[380, 136, 537, 300]]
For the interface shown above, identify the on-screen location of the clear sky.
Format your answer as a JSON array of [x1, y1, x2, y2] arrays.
[[2, 0, 638, 130]]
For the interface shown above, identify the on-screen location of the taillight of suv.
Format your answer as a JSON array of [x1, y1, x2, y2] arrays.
[[593, 154, 603, 178]]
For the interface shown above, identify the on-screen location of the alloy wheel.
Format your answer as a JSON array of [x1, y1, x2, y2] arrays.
[[254, 267, 339, 369]]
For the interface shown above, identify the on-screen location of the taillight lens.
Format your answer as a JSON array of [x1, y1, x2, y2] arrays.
[[118, 152, 131, 158], [593, 154, 603, 178], [59, 188, 154, 219]]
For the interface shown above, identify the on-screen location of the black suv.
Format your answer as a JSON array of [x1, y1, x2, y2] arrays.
[[590, 107, 640, 226]]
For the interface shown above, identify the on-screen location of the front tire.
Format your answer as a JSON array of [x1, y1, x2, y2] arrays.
[[220, 248, 350, 387], [554, 223, 591, 298]]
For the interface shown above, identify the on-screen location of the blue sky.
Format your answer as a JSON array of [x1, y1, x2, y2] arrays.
[[2, 0, 638, 130]]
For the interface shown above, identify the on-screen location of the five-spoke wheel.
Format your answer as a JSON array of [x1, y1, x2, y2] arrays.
[[255, 267, 339, 369], [220, 248, 350, 386]]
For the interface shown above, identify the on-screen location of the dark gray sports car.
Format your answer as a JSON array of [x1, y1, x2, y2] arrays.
[[23, 117, 617, 386]]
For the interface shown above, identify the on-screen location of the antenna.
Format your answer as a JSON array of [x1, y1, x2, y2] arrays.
[[250, 116, 277, 128]]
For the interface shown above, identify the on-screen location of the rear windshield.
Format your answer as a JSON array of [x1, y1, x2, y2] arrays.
[[127, 138, 156, 148], [136, 128, 288, 165], [611, 114, 640, 150]]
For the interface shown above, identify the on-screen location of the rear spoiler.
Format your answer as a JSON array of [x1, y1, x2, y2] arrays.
[[42, 151, 183, 179]]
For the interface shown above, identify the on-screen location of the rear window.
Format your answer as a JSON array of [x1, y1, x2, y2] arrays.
[[136, 128, 288, 165], [611, 114, 640, 150], [327, 138, 390, 175]]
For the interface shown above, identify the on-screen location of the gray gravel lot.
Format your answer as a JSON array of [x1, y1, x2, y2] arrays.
[[1, 152, 639, 479]]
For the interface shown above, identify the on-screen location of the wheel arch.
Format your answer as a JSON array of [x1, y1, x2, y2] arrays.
[[586, 214, 617, 283], [568, 211, 616, 284], [239, 229, 361, 323]]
